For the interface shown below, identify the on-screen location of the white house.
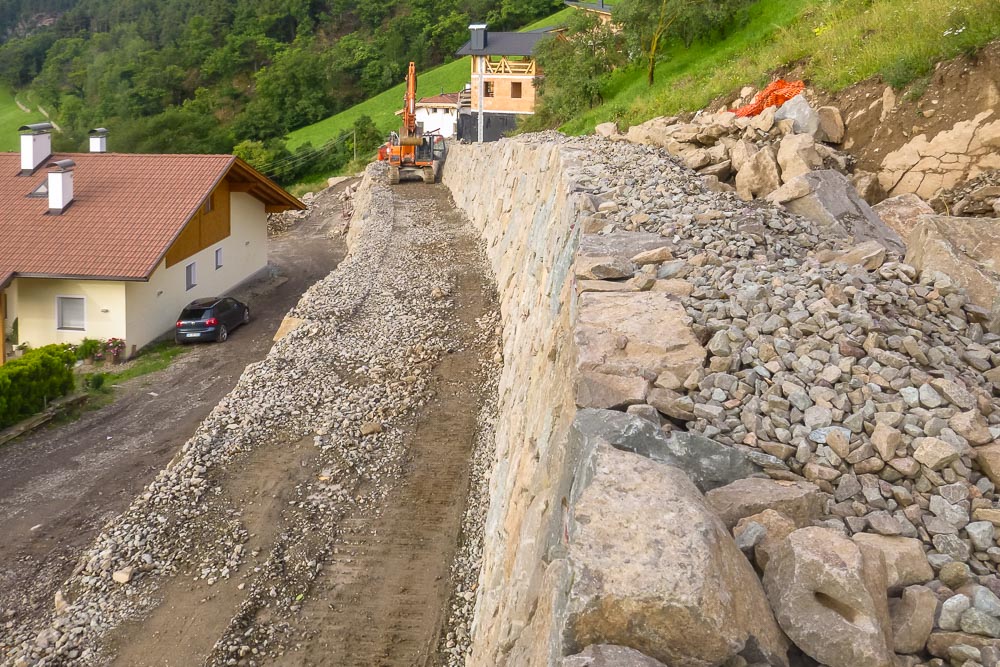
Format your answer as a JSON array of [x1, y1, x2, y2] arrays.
[[0, 124, 304, 362], [415, 93, 461, 138]]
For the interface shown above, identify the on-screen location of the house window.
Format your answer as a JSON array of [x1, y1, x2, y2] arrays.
[[511, 82, 523, 99], [202, 193, 214, 214], [215, 248, 223, 270], [484, 81, 495, 98], [185, 262, 197, 290], [57, 296, 85, 331]]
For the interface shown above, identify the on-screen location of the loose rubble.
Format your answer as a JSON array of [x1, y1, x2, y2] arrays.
[[444, 129, 1000, 667]]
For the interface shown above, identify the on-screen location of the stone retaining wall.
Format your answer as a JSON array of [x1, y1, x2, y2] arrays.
[[443, 140, 585, 666]]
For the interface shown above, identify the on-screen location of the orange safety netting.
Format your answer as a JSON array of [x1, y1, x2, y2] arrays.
[[734, 79, 806, 118]]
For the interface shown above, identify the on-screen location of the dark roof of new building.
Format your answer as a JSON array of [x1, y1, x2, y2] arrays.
[[0, 153, 303, 286], [564, 1, 614, 13], [455, 28, 557, 57]]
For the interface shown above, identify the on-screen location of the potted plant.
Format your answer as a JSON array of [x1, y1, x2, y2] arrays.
[[105, 337, 126, 364]]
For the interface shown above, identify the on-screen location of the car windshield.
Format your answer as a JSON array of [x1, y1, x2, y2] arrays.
[[180, 307, 211, 320]]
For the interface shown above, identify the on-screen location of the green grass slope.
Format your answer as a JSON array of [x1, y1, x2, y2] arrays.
[[287, 7, 574, 150], [562, 0, 1000, 135], [0, 86, 45, 152]]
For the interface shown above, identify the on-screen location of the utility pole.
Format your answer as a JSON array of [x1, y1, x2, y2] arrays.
[[477, 56, 485, 144], [353, 129, 357, 162]]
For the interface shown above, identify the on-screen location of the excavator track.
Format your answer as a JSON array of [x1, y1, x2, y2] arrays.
[[389, 166, 400, 185]]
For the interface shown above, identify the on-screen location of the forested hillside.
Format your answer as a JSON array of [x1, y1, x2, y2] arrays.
[[0, 0, 561, 156]]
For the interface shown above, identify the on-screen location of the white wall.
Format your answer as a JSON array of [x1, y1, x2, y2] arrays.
[[11, 277, 128, 348], [416, 107, 458, 138], [125, 191, 268, 352]]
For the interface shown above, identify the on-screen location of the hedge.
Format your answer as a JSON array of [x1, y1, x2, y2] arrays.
[[0, 345, 76, 429]]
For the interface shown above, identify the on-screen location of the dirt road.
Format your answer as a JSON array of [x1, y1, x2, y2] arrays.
[[1, 175, 497, 667], [0, 183, 349, 632], [98, 182, 495, 667]]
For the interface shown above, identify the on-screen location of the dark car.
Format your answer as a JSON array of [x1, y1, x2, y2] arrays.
[[175, 296, 250, 343]]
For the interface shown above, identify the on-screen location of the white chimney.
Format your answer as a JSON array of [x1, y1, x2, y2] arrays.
[[88, 127, 109, 153], [46, 159, 75, 214], [19, 122, 54, 173]]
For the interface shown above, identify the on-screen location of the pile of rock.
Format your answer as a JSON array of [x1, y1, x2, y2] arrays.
[[605, 93, 863, 204], [267, 206, 307, 235], [551, 133, 1000, 666], [934, 170, 1000, 219]]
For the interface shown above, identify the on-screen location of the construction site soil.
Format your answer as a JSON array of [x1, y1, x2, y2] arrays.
[[0, 177, 499, 667], [0, 181, 350, 646]]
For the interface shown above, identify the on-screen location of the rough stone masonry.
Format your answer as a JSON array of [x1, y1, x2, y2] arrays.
[[443, 131, 1000, 667]]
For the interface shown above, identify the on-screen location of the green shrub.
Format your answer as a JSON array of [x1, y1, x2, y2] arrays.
[[75, 337, 103, 361], [86, 372, 106, 391], [0, 344, 76, 429]]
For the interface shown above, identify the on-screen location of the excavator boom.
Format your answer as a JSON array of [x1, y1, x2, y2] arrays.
[[385, 61, 447, 184]]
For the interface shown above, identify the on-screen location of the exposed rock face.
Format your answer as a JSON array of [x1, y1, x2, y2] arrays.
[[905, 214, 1000, 323], [705, 477, 826, 529], [872, 193, 935, 241], [779, 170, 905, 254], [879, 110, 1000, 199], [763, 527, 895, 667], [564, 444, 789, 667]]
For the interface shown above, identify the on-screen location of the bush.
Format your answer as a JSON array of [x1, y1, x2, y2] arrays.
[[75, 337, 104, 361], [87, 372, 106, 391], [0, 344, 76, 429]]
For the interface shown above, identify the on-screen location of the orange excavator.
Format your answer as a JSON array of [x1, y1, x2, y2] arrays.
[[383, 61, 445, 185]]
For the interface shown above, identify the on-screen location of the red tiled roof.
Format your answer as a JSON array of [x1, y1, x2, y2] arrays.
[[0, 153, 295, 284], [417, 93, 461, 107]]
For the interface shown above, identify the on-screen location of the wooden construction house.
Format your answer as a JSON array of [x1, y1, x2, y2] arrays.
[[455, 24, 557, 142], [564, 1, 615, 24]]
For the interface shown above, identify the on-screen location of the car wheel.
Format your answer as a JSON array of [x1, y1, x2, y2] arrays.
[[217, 325, 228, 343], [242, 307, 250, 325]]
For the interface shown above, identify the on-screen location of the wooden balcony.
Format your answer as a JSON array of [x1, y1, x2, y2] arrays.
[[483, 56, 536, 76]]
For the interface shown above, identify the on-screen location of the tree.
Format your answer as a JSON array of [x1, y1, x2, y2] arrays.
[[525, 12, 624, 130], [614, 0, 692, 86]]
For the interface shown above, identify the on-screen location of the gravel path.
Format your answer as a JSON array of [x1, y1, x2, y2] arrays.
[[1, 168, 500, 667]]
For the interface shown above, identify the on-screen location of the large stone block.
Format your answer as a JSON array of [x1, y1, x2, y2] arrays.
[[574, 291, 706, 381], [905, 215, 1000, 325], [852, 534, 934, 591], [774, 94, 820, 136], [735, 146, 781, 201], [872, 193, 934, 242], [575, 372, 648, 410], [890, 585, 936, 654], [777, 133, 823, 182], [705, 477, 826, 529], [764, 527, 895, 667], [779, 170, 905, 255], [564, 444, 789, 666], [573, 408, 761, 492], [562, 644, 668, 667]]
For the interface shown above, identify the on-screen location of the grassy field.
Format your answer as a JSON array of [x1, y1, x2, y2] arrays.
[[286, 7, 574, 150], [0, 86, 45, 152], [562, 0, 1000, 135]]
